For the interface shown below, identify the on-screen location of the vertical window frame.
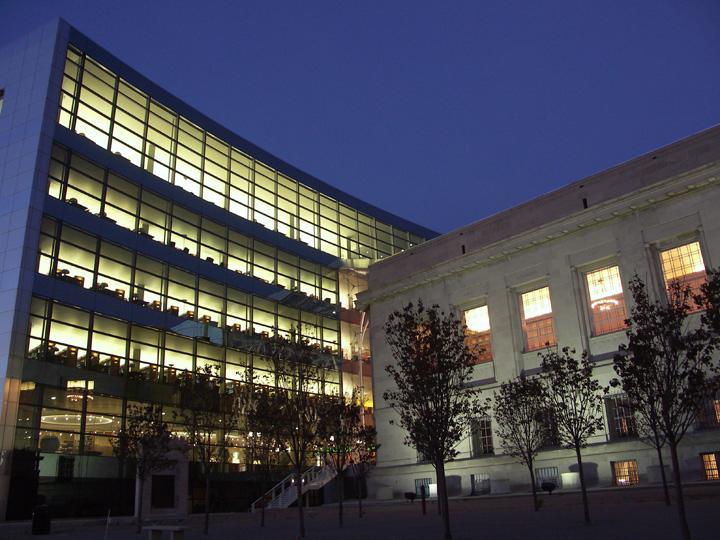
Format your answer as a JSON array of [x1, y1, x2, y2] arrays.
[[583, 264, 628, 337], [519, 285, 557, 352]]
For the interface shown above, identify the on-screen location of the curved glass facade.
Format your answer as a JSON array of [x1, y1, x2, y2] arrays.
[[58, 47, 427, 261]]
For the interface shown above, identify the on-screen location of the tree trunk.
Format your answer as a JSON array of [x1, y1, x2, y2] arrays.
[[260, 476, 267, 527], [436, 459, 452, 540], [204, 474, 210, 535], [528, 461, 539, 512], [337, 471, 344, 527], [655, 445, 671, 507], [669, 442, 691, 540], [136, 476, 144, 534], [296, 469, 305, 538], [355, 470, 363, 518], [574, 444, 591, 524]]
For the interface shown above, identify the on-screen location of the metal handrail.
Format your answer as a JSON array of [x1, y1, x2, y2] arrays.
[[250, 466, 323, 512]]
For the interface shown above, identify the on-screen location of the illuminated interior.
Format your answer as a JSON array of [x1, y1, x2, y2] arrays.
[[660, 241, 706, 299], [57, 48, 425, 261], [613, 460, 639, 486], [585, 265, 626, 336], [702, 453, 719, 480], [463, 306, 492, 363], [47, 145, 339, 305], [520, 287, 556, 351]]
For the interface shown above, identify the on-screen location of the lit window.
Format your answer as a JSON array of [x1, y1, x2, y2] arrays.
[[660, 241, 706, 300], [464, 305, 492, 363], [520, 287, 556, 351], [586, 266, 626, 336], [701, 452, 720, 480], [612, 460, 639, 486], [470, 416, 494, 457]]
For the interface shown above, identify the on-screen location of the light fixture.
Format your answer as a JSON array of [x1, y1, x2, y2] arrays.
[[41, 414, 112, 426], [66, 379, 95, 402], [591, 298, 619, 311]]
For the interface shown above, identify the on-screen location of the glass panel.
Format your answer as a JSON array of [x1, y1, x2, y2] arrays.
[[586, 266, 626, 336], [55, 50, 427, 259], [464, 306, 492, 363], [520, 287, 556, 351], [660, 241, 706, 300]]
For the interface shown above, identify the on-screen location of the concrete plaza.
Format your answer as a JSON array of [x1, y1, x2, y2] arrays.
[[1, 483, 718, 539]]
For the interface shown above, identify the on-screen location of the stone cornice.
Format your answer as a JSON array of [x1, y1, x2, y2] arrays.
[[359, 162, 720, 307]]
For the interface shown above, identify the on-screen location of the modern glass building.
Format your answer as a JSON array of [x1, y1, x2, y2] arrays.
[[0, 19, 436, 519]]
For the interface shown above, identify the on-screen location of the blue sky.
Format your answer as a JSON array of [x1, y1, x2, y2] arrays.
[[3, 1, 719, 234]]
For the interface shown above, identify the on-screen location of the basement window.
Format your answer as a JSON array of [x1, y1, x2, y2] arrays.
[[612, 460, 639, 486]]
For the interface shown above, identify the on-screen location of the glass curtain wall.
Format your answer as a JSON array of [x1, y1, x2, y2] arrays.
[[58, 47, 425, 261]]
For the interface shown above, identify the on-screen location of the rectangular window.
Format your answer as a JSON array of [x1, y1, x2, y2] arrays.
[[697, 397, 720, 430], [520, 287, 556, 351], [586, 265, 626, 336], [539, 409, 560, 449], [464, 305, 492, 363], [0, 89, 4, 115], [612, 460, 639, 486], [534, 466, 559, 488], [605, 394, 638, 440], [470, 417, 494, 457], [414, 477, 431, 497], [701, 452, 720, 480], [660, 241, 706, 300]]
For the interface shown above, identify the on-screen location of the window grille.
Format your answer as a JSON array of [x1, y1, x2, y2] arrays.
[[605, 394, 638, 440], [414, 477, 431, 497], [535, 466, 559, 488], [659, 241, 706, 304], [470, 417, 494, 457], [701, 452, 720, 480], [612, 460, 639, 486]]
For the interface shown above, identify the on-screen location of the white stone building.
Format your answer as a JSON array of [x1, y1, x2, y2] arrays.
[[359, 125, 720, 499]]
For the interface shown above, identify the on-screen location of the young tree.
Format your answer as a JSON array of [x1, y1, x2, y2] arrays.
[[113, 403, 174, 533], [318, 388, 364, 527], [539, 347, 605, 525], [349, 425, 378, 518], [614, 274, 720, 540], [241, 383, 282, 527], [174, 365, 241, 535], [610, 370, 671, 506], [491, 374, 549, 512], [383, 300, 484, 540], [270, 329, 327, 539]]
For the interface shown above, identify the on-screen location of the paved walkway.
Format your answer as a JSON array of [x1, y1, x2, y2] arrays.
[[2, 484, 718, 539]]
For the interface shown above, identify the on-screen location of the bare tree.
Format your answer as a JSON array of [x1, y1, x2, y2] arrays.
[[539, 347, 606, 525], [241, 383, 282, 527], [270, 329, 327, 539], [383, 300, 484, 540], [614, 274, 720, 540], [491, 374, 549, 511], [174, 365, 241, 535], [609, 378, 671, 505], [349, 425, 378, 518], [113, 403, 173, 533], [318, 388, 364, 527]]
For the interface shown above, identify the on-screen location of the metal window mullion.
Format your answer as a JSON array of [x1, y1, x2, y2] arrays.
[[68, 53, 85, 132], [106, 74, 121, 152]]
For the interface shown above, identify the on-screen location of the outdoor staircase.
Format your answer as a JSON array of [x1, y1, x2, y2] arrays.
[[250, 465, 337, 512]]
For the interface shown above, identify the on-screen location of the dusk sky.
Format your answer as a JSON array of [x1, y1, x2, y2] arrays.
[[3, 1, 719, 234]]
